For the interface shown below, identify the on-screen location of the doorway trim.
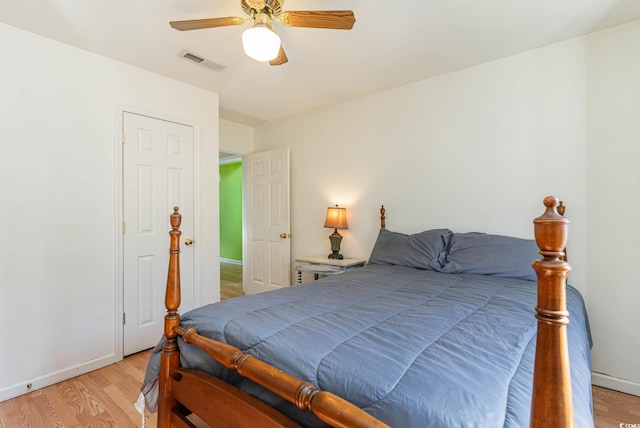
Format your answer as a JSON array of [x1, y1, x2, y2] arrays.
[[114, 103, 203, 361]]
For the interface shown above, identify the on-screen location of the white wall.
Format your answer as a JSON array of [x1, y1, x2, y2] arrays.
[[256, 37, 588, 285], [255, 21, 640, 395], [0, 24, 220, 400], [220, 119, 254, 155], [586, 21, 640, 393]]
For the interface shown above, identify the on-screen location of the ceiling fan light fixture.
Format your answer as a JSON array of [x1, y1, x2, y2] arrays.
[[242, 23, 281, 62]]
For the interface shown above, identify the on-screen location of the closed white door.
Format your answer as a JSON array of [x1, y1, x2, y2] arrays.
[[123, 112, 195, 356], [243, 148, 291, 294]]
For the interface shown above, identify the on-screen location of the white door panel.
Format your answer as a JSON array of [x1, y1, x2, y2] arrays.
[[244, 148, 290, 294], [123, 112, 195, 355]]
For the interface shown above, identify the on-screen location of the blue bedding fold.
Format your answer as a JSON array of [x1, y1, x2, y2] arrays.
[[142, 264, 593, 427]]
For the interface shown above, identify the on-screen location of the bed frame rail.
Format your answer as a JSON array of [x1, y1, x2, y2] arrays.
[[171, 367, 302, 427], [174, 326, 387, 428]]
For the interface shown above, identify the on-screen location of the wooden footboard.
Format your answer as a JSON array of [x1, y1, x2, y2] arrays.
[[157, 197, 574, 428], [157, 207, 388, 428]]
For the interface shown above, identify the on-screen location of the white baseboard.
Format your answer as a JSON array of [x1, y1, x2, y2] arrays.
[[592, 371, 640, 397], [220, 258, 242, 265], [0, 353, 117, 402]]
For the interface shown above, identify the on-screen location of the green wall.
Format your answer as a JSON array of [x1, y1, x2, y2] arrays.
[[219, 162, 243, 261]]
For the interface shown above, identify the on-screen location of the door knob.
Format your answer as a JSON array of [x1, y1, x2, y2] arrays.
[[280, 233, 289, 239], [184, 238, 194, 246]]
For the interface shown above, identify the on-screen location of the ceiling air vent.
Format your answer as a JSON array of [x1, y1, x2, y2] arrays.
[[184, 52, 204, 63], [180, 50, 226, 72]]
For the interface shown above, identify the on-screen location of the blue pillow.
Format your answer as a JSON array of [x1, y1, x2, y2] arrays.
[[369, 228, 452, 271], [439, 232, 539, 281]]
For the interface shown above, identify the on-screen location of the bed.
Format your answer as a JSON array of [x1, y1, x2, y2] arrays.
[[139, 196, 593, 427]]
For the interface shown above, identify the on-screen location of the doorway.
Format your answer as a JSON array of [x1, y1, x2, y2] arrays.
[[218, 148, 291, 298], [220, 152, 244, 300]]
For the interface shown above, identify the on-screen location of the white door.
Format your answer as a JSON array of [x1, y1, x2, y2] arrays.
[[123, 112, 195, 356], [243, 148, 291, 294]]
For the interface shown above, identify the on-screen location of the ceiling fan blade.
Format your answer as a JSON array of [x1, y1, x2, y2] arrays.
[[280, 11, 355, 30], [169, 17, 245, 31], [269, 45, 288, 66]]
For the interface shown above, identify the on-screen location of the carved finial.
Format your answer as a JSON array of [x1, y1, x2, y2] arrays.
[[557, 201, 565, 217], [380, 205, 386, 230], [170, 206, 181, 229], [542, 195, 559, 213], [533, 196, 569, 260]]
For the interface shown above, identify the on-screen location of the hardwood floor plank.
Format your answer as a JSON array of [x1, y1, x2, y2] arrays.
[[103, 384, 145, 425], [58, 381, 103, 426], [8, 392, 56, 427], [56, 381, 89, 422], [28, 390, 65, 427], [593, 385, 640, 427], [85, 364, 129, 389], [43, 384, 83, 427], [0, 397, 36, 427]]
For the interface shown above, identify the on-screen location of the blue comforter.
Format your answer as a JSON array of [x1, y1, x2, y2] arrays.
[[143, 264, 593, 427]]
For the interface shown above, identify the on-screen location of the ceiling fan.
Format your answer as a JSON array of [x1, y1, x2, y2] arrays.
[[169, 0, 356, 66]]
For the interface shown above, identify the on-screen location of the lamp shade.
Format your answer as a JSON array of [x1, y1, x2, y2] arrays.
[[324, 206, 348, 230], [242, 24, 281, 62]]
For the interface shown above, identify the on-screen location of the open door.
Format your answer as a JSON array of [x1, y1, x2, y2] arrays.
[[243, 148, 291, 294]]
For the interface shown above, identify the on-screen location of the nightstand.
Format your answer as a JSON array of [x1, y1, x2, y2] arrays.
[[294, 256, 366, 284]]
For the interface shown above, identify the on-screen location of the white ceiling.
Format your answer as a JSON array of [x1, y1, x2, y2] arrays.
[[2, 1, 640, 125]]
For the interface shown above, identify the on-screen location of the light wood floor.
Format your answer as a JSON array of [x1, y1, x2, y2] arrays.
[[0, 350, 156, 427], [593, 384, 640, 427], [220, 261, 243, 301], [1, 348, 638, 428]]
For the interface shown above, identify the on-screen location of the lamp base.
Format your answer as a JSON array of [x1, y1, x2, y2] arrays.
[[328, 230, 344, 260]]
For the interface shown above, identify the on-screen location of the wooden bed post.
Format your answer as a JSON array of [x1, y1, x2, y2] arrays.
[[530, 196, 573, 428], [158, 207, 182, 428]]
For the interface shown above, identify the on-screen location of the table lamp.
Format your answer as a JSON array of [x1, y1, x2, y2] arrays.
[[324, 205, 348, 259]]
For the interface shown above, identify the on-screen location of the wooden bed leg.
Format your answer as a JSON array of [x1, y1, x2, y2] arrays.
[[530, 196, 573, 428], [158, 207, 183, 428]]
